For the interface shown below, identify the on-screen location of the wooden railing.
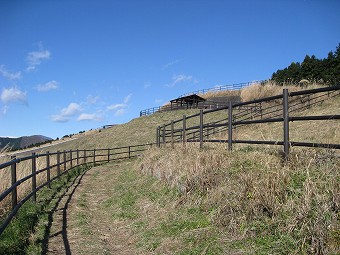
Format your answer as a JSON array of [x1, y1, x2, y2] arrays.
[[140, 80, 264, 116], [156, 86, 340, 159], [0, 143, 152, 236]]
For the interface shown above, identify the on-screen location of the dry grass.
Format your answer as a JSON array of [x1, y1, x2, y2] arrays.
[[240, 80, 324, 102], [200, 89, 241, 100], [137, 84, 340, 253], [0, 151, 86, 218], [139, 143, 340, 254]]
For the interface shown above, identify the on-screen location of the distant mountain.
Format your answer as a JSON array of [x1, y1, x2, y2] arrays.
[[0, 135, 53, 151]]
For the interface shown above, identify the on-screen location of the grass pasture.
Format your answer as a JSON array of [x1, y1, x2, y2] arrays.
[[0, 82, 339, 254]]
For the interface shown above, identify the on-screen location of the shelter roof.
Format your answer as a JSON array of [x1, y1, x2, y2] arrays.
[[170, 94, 206, 104]]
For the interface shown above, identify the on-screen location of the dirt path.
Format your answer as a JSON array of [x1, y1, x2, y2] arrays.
[[45, 161, 138, 255]]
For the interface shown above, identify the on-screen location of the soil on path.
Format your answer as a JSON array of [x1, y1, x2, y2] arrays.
[[45, 161, 138, 255]]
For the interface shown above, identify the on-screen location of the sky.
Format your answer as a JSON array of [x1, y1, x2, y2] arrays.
[[1, 0, 340, 139]]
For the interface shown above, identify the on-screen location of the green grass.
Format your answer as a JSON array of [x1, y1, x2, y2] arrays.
[[98, 159, 224, 254], [0, 164, 90, 254]]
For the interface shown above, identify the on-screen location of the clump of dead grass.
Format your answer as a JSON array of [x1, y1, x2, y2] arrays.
[[240, 80, 324, 102], [139, 144, 340, 254]]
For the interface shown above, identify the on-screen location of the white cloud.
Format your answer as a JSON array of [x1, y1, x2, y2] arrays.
[[162, 59, 179, 69], [155, 99, 163, 104], [107, 94, 132, 117], [86, 95, 100, 105], [114, 109, 126, 116], [0, 65, 22, 80], [0, 87, 27, 105], [61, 103, 82, 116], [51, 102, 82, 123], [26, 44, 51, 71], [124, 94, 132, 104], [107, 103, 125, 110], [77, 113, 102, 122], [1, 106, 9, 115], [167, 74, 193, 88], [50, 114, 69, 123], [35, 80, 59, 92]]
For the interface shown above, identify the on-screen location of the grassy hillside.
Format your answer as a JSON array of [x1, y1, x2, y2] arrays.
[[137, 91, 340, 254], [2, 83, 339, 254]]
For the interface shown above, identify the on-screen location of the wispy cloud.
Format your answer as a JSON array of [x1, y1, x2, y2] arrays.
[[107, 103, 126, 111], [0, 65, 22, 81], [1, 106, 9, 115], [162, 59, 180, 69], [86, 95, 100, 105], [155, 99, 163, 104], [0, 87, 27, 105], [166, 74, 194, 88], [107, 94, 132, 116], [26, 44, 51, 72], [77, 113, 102, 122], [35, 80, 59, 92], [124, 94, 132, 104], [51, 102, 82, 123], [143, 82, 151, 89], [114, 109, 126, 116]]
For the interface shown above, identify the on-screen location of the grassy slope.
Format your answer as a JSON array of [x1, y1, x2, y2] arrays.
[[46, 87, 338, 254], [2, 84, 339, 254], [135, 92, 340, 254], [40, 109, 201, 152]]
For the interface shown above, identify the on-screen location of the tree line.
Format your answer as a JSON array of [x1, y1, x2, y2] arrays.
[[271, 43, 340, 86]]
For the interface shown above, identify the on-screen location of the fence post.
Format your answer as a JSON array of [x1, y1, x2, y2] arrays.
[[162, 124, 166, 146], [200, 110, 203, 149], [46, 151, 51, 188], [84, 150, 87, 164], [93, 149, 96, 166], [57, 151, 61, 175], [128, 146, 131, 158], [77, 149, 79, 166], [108, 148, 110, 162], [156, 126, 160, 147], [228, 101, 233, 151], [183, 115, 186, 145], [70, 151, 73, 169], [283, 89, 290, 161], [11, 156, 17, 210], [32, 153, 37, 202], [171, 121, 174, 149], [63, 150, 67, 171]]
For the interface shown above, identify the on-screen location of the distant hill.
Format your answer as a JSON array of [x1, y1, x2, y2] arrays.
[[0, 135, 52, 151]]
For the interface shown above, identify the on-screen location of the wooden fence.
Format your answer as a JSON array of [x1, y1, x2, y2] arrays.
[[156, 86, 340, 159], [0, 144, 152, 236], [1, 85, 339, 238], [140, 80, 264, 116]]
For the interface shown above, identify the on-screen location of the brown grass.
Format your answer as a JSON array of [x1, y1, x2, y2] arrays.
[[239, 80, 324, 102], [139, 143, 340, 254]]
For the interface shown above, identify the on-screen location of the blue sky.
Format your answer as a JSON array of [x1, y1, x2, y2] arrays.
[[1, 0, 339, 139]]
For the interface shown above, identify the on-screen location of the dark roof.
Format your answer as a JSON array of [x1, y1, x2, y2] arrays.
[[170, 94, 206, 104]]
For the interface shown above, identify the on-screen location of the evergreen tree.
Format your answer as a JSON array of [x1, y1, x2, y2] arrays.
[[271, 43, 340, 86]]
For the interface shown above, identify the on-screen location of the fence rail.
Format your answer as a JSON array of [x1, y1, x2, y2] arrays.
[[178, 80, 264, 97], [156, 85, 340, 158], [140, 80, 264, 116], [0, 143, 153, 236]]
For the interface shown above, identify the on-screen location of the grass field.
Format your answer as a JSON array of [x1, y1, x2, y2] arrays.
[[1, 83, 339, 254]]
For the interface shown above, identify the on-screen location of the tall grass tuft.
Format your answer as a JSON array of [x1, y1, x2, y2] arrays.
[[139, 144, 340, 254], [239, 80, 323, 102]]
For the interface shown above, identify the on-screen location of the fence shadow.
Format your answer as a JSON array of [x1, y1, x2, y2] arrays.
[[39, 169, 88, 255]]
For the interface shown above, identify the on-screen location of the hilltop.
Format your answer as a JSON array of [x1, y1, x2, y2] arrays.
[[0, 135, 52, 151]]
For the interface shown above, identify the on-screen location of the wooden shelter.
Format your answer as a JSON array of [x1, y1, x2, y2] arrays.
[[170, 94, 206, 109]]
